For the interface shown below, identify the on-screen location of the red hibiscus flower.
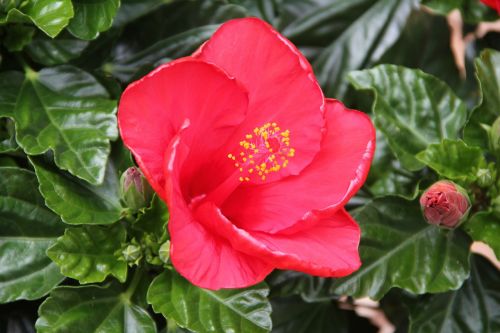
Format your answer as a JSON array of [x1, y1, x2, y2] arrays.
[[481, 0, 500, 14], [118, 18, 375, 289]]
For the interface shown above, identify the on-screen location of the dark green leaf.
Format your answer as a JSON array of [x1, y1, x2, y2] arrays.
[[464, 49, 500, 149], [367, 132, 421, 198], [423, 0, 498, 23], [132, 195, 169, 237], [113, 0, 172, 27], [47, 224, 127, 284], [409, 255, 500, 333], [464, 211, 500, 259], [30, 156, 123, 225], [0, 0, 74, 38], [36, 279, 156, 333], [26, 33, 89, 66], [147, 270, 272, 333], [0, 70, 24, 118], [0, 167, 64, 303], [108, 25, 217, 82], [0, 118, 18, 153], [416, 139, 486, 182], [68, 0, 120, 40], [310, 0, 418, 98], [0, 66, 118, 184], [350, 65, 468, 171], [378, 9, 477, 101], [271, 296, 347, 333], [2, 24, 35, 52], [329, 197, 471, 300]]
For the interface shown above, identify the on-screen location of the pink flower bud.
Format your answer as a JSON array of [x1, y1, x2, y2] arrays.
[[419, 181, 471, 228], [120, 167, 153, 211]]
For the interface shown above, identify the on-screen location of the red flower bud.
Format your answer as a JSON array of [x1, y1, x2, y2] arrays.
[[419, 181, 470, 228], [120, 167, 153, 211]]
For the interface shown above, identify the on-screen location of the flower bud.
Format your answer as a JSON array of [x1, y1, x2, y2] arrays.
[[122, 244, 142, 265], [159, 240, 171, 264], [120, 167, 153, 211], [419, 180, 471, 228], [476, 167, 495, 188]]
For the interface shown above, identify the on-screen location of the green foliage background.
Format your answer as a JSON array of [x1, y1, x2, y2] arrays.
[[0, 0, 499, 332]]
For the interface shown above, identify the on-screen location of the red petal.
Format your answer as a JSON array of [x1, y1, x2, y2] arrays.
[[118, 58, 248, 201], [249, 210, 361, 276], [194, 18, 324, 183], [195, 202, 361, 277], [166, 135, 273, 290], [222, 99, 375, 233]]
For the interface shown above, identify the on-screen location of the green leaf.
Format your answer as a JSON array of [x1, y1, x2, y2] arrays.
[[409, 255, 500, 333], [108, 25, 217, 82], [367, 132, 421, 198], [0, 118, 18, 153], [0, 70, 24, 118], [30, 156, 123, 225], [0, 65, 118, 185], [416, 139, 486, 182], [113, 0, 172, 27], [271, 296, 348, 333], [36, 279, 156, 333], [464, 49, 500, 149], [306, 0, 418, 98], [423, 0, 498, 23], [0, 0, 74, 38], [132, 195, 169, 237], [26, 33, 89, 66], [329, 196, 471, 300], [68, 0, 120, 40], [350, 65, 468, 171], [0, 167, 64, 303], [464, 211, 500, 259], [2, 24, 35, 52], [147, 270, 272, 333], [47, 224, 127, 284]]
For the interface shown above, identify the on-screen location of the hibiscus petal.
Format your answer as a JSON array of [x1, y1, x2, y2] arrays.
[[166, 134, 273, 290], [194, 17, 325, 185], [222, 98, 375, 233], [195, 201, 361, 277], [118, 58, 248, 201]]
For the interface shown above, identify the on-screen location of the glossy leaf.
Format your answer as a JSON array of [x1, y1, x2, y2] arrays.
[[26, 34, 89, 66], [36, 280, 156, 333], [47, 224, 127, 284], [329, 196, 472, 300], [271, 296, 347, 333], [30, 156, 123, 225], [0, 71, 24, 118], [464, 211, 500, 258], [0, 0, 74, 38], [0, 167, 64, 303], [464, 49, 500, 149], [147, 270, 272, 333], [409, 255, 500, 333], [416, 139, 486, 182], [68, 0, 120, 40], [310, 0, 418, 98], [350, 65, 468, 171], [0, 65, 118, 185]]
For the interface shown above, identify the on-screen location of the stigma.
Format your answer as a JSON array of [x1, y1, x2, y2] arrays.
[[227, 122, 295, 182]]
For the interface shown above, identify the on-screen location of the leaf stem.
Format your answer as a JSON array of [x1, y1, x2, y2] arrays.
[[122, 267, 144, 301]]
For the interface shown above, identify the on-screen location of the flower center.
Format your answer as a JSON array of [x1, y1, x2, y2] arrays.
[[227, 122, 295, 182]]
